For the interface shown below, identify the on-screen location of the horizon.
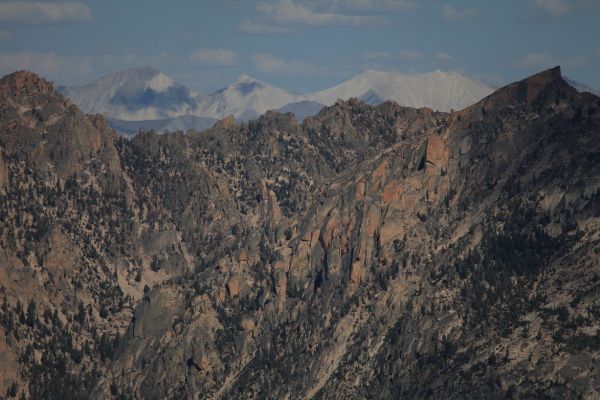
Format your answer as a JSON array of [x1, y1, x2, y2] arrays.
[[0, 1, 598, 93], [55, 64, 504, 96]]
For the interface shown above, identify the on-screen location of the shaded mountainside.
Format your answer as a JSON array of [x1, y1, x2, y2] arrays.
[[0, 67, 599, 399]]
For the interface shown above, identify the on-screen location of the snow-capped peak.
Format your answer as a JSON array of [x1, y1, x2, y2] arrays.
[[307, 69, 494, 111], [145, 73, 176, 92], [234, 74, 262, 84], [195, 75, 303, 120], [59, 67, 200, 121], [60, 66, 501, 130]]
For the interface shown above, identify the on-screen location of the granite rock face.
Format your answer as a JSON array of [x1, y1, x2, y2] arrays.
[[1, 68, 600, 399]]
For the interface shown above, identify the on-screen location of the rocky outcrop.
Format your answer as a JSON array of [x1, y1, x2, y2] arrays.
[[1, 68, 600, 400], [226, 274, 242, 298]]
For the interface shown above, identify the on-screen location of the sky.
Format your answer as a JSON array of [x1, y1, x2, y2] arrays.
[[0, 0, 598, 94]]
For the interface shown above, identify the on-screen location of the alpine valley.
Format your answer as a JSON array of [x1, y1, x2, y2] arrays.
[[0, 65, 600, 400]]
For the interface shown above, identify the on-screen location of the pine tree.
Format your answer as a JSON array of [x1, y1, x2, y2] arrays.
[[26, 299, 36, 328]]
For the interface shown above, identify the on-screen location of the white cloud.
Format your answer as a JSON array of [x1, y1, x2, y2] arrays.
[[0, 2, 92, 23], [398, 50, 424, 62], [238, 21, 296, 35], [251, 53, 321, 75], [0, 51, 92, 80], [324, 0, 417, 12], [363, 51, 391, 60], [441, 5, 480, 21], [516, 53, 587, 68], [257, 0, 388, 27], [188, 48, 238, 66], [436, 52, 453, 61], [0, 51, 144, 85], [531, 0, 570, 16], [364, 50, 426, 62]]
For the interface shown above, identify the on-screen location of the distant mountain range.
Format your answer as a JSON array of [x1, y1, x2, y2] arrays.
[[305, 69, 493, 111], [59, 67, 598, 135], [564, 78, 600, 97]]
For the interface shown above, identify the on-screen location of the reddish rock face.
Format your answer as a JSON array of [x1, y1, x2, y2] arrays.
[[319, 208, 340, 251], [354, 181, 366, 200], [425, 134, 446, 166], [382, 180, 401, 205], [2, 68, 600, 400], [226, 274, 241, 298], [274, 270, 287, 300], [239, 317, 255, 332]]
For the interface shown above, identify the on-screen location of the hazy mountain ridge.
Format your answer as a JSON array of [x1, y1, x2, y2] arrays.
[[61, 67, 497, 132], [59, 69, 600, 137], [59, 66, 201, 121], [565, 77, 600, 97], [306, 69, 494, 111], [1, 67, 600, 399]]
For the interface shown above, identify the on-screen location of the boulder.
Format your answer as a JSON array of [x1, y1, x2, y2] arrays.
[[425, 134, 449, 176], [274, 270, 287, 300], [216, 115, 236, 129], [382, 180, 401, 205], [379, 217, 404, 246], [319, 208, 341, 251], [426, 134, 446, 164], [354, 181, 366, 201], [226, 274, 242, 298], [370, 159, 388, 190], [238, 249, 248, 263], [239, 317, 256, 332], [349, 260, 363, 285], [364, 205, 381, 237], [273, 260, 286, 271]]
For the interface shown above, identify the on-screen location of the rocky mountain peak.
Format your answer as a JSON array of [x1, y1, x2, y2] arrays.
[[0, 70, 55, 96], [0, 71, 68, 110], [235, 74, 262, 84], [475, 66, 574, 113]]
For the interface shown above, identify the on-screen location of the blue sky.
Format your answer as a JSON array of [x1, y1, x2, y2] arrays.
[[0, 0, 598, 93]]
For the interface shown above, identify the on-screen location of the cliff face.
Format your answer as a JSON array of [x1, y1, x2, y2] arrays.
[[0, 67, 599, 399]]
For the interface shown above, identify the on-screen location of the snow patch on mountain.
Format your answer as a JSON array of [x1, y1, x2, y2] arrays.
[[194, 75, 304, 120], [307, 70, 494, 112], [61, 67, 504, 134], [60, 67, 201, 121], [565, 77, 600, 97], [145, 73, 176, 92]]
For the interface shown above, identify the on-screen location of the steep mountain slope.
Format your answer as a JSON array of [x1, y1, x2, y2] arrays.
[[106, 115, 217, 137], [101, 67, 600, 399], [275, 100, 325, 122], [566, 77, 600, 97], [1, 67, 599, 399], [59, 67, 201, 121], [307, 69, 494, 112], [194, 75, 305, 121]]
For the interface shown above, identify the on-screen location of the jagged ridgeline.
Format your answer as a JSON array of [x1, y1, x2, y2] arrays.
[[0, 67, 599, 399]]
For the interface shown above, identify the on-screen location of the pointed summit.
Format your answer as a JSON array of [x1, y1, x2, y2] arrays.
[[60, 67, 199, 120], [474, 66, 573, 112], [307, 69, 493, 111], [235, 74, 262, 84], [0, 70, 56, 98]]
